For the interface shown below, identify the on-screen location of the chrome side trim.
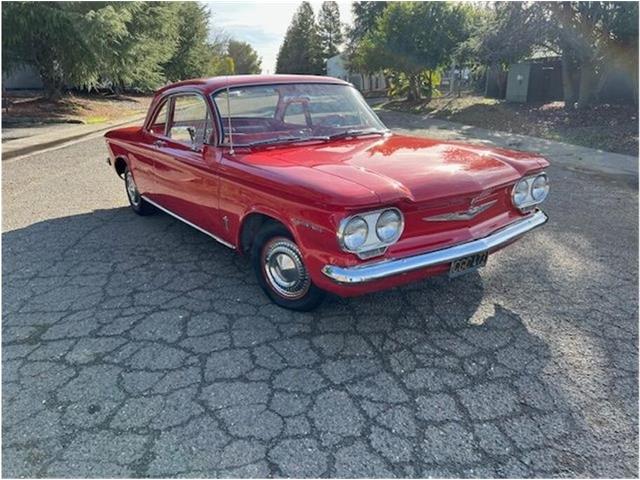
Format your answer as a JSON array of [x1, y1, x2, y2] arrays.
[[322, 210, 548, 284], [141, 196, 235, 249]]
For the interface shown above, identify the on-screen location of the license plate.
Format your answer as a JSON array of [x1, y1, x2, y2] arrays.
[[449, 251, 488, 277]]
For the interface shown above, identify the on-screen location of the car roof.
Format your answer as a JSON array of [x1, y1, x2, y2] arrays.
[[155, 74, 350, 96]]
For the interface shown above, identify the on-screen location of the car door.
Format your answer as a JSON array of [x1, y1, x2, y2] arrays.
[[130, 98, 170, 197], [151, 92, 224, 237]]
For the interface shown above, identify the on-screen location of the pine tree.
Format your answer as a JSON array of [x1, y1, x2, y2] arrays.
[[163, 2, 212, 82], [318, 1, 344, 62], [275, 2, 323, 74]]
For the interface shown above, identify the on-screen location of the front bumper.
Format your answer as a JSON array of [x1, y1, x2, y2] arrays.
[[322, 209, 548, 284]]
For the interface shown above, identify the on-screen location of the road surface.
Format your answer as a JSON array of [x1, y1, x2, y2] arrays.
[[2, 118, 638, 477]]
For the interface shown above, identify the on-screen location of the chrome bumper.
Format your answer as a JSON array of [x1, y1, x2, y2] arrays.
[[322, 210, 548, 284]]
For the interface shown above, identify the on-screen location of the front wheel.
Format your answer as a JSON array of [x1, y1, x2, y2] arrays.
[[251, 223, 326, 311], [124, 167, 155, 215]]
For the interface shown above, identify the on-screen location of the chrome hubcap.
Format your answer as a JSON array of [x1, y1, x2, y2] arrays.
[[262, 237, 310, 300], [125, 171, 141, 207]]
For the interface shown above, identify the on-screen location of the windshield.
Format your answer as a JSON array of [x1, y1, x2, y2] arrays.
[[212, 83, 388, 147]]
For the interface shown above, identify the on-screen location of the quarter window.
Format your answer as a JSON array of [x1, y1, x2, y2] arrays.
[[149, 100, 169, 135]]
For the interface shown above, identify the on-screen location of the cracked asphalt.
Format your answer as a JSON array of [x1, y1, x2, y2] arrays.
[[2, 120, 638, 477]]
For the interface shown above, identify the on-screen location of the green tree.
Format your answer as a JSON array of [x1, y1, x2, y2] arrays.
[[346, 1, 387, 71], [317, 1, 344, 64], [462, 2, 638, 107], [227, 40, 262, 74], [275, 2, 323, 74], [548, 2, 638, 108], [163, 2, 212, 82], [2, 1, 231, 98], [461, 2, 545, 98], [353, 2, 470, 101], [104, 2, 180, 92], [2, 2, 135, 99], [348, 1, 388, 45]]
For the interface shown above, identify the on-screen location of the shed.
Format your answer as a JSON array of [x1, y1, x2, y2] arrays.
[[506, 57, 563, 103]]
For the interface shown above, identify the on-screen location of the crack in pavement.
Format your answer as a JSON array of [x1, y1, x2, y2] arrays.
[[2, 136, 638, 477]]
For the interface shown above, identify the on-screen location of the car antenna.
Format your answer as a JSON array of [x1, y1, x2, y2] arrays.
[[225, 76, 235, 155]]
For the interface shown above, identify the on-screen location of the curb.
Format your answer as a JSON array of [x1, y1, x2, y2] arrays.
[[2, 113, 147, 161], [2, 117, 85, 126]]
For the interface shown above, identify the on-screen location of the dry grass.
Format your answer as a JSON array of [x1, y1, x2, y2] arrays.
[[3, 92, 152, 124]]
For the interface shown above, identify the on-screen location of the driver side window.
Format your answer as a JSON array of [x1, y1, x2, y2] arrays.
[[168, 94, 212, 147]]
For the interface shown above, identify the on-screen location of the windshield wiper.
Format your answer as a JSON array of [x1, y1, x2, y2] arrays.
[[247, 135, 329, 147], [328, 129, 388, 140], [242, 129, 386, 148]]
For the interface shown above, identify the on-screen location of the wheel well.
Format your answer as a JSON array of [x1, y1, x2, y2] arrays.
[[239, 213, 286, 255], [114, 157, 127, 178]]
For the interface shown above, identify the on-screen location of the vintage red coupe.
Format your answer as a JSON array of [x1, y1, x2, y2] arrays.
[[105, 75, 549, 310]]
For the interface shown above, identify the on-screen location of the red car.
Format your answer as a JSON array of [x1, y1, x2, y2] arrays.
[[105, 75, 549, 311]]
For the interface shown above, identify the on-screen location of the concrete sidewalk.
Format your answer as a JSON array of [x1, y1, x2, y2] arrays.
[[377, 109, 639, 179], [1, 113, 146, 161]]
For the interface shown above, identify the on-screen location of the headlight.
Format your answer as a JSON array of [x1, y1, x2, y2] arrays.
[[338, 208, 404, 258], [376, 209, 402, 242], [512, 172, 549, 210], [342, 216, 368, 250], [531, 174, 549, 201], [513, 179, 530, 206]]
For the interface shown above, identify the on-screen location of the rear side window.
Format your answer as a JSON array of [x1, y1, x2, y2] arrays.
[[169, 94, 212, 146], [149, 100, 168, 135]]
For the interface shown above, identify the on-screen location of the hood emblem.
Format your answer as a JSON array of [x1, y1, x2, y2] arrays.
[[423, 199, 497, 222]]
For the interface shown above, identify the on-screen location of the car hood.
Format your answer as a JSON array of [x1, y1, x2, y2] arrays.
[[239, 134, 549, 206]]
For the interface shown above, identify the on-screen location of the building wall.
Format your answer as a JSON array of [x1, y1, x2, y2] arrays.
[[326, 54, 349, 82], [506, 59, 564, 103], [326, 54, 386, 94]]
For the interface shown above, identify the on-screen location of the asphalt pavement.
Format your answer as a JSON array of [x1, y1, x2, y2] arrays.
[[2, 117, 638, 477]]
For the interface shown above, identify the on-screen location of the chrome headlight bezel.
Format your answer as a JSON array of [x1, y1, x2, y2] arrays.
[[338, 207, 405, 259], [511, 172, 549, 211]]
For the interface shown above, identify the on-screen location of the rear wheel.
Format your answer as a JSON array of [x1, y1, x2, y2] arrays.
[[124, 167, 155, 215], [251, 223, 325, 311]]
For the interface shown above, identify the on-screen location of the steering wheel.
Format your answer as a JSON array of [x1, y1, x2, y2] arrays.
[[317, 114, 348, 127]]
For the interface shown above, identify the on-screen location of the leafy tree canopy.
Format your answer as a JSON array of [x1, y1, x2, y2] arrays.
[[227, 40, 262, 74], [2, 1, 251, 99], [348, 1, 388, 45], [352, 1, 470, 100], [462, 1, 638, 107]]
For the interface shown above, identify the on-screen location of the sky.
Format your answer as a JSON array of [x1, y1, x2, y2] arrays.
[[205, 1, 354, 74]]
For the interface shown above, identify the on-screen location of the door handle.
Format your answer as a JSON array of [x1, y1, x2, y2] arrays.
[[154, 140, 167, 148]]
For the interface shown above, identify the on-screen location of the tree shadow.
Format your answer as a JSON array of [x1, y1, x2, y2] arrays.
[[3, 206, 631, 477]]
